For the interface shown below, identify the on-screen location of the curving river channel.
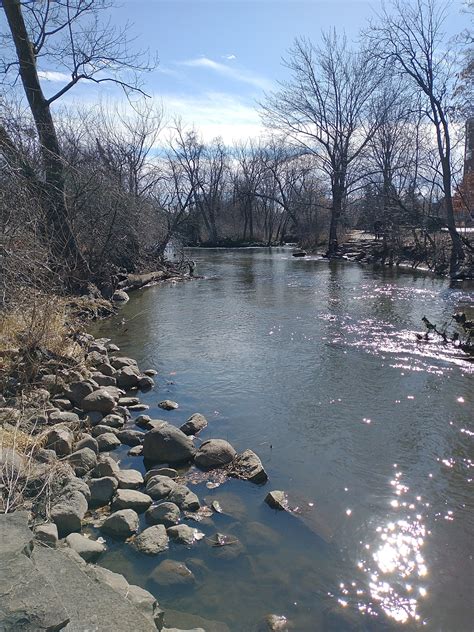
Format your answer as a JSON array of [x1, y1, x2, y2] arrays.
[[92, 248, 473, 632]]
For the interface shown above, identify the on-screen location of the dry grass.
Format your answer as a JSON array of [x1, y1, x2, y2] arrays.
[[0, 292, 86, 393]]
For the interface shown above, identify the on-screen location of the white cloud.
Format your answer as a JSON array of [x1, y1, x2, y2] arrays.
[[223, 54, 237, 60], [179, 57, 273, 91], [37, 70, 71, 82], [158, 92, 264, 144]]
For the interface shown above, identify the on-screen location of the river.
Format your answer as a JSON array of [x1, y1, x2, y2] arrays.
[[92, 248, 473, 631]]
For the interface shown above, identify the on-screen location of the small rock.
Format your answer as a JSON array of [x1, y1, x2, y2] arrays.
[[144, 467, 178, 483], [75, 434, 99, 454], [92, 374, 117, 387], [51, 490, 88, 536], [101, 414, 125, 429], [228, 449, 268, 484], [152, 559, 195, 586], [51, 399, 73, 411], [112, 489, 152, 513], [91, 455, 120, 478], [48, 410, 80, 425], [101, 509, 139, 538], [88, 476, 118, 507], [34, 448, 57, 463], [66, 381, 96, 406], [258, 614, 292, 631], [111, 357, 138, 370], [146, 475, 177, 500], [81, 389, 116, 414], [65, 533, 105, 562], [117, 429, 143, 446], [158, 399, 179, 410], [138, 375, 155, 390], [44, 427, 73, 456], [65, 447, 97, 477], [134, 524, 169, 555], [116, 366, 141, 389], [167, 524, 204, 545], [134, 414, 152, 429], [179, 413, 208, 436], [143, 369, 157, 376], [194, 439, 236, 470], [265, 490, 288, 510], [145, 502, 181, 527], [91, 424, 119, 437], [118, 396, 140, 407], [112, 289, 130, 302], [34, 523, 58, 547], [116, 469, 144, 489], [96, 432, 121, 452], [127, 403, 149, 412], [63, 477, 92, 503], [96, 362, 116, 377], [168, 485, 200, 511], [107, 343, 120, 352], [128, 445, 144, 456]]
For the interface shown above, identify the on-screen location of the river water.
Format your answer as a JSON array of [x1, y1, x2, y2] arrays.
[[92, 248, 473, 632]]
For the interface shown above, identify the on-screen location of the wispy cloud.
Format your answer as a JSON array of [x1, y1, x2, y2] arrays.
[[38, 70, 71, 82], [179, 57, 273, 91], [223, 54, 237, 60], [159, 91, 264, 144]]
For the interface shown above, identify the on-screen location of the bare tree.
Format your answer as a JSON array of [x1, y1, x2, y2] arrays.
[[1, 0, 152, 279], [365, 0, 466, 275], [262, 32, 382, 255]]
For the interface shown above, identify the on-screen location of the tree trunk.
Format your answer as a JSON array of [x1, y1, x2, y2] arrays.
[[3, 0, 83, 273], [327, 185, 343, 257]]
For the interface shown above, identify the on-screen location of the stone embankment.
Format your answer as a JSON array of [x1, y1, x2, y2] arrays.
[[0, 330, 290, 631]]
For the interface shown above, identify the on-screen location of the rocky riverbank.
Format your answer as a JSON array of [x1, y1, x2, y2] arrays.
[[0, 320, 297, 631]]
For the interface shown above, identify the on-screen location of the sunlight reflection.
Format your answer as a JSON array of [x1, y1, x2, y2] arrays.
[[341, 470, 429, 624]]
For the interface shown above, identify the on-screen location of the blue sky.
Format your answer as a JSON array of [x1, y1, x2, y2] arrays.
[[7, 0, 471, 143]]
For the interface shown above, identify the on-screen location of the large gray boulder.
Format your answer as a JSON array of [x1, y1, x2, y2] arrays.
[[81, 389, 116, 414], [143, 422, 196, 464], [111, 356, 138, 370], [88, 476, 118, 507], [101, 509, 139, 538], [51, 490, 88, 536], [134, 525, 169, 555], [194, 439, 236, 470], [63, 476, 92, 503], [65, 533, 105, 562], [179, 413, 208, 436], [145, 502, 181, 528], [0, 512, 70, 631], [65, 447, 97, 477], [112, 489, 152, 513]]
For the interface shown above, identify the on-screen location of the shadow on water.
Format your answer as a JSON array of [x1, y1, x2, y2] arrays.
[[92, 249, 474, 631]]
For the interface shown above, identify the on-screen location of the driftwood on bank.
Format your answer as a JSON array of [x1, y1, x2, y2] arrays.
[[117, 270, 183, 293]]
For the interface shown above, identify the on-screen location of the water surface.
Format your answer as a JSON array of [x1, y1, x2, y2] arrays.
[[93, 249, 473, 631]]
